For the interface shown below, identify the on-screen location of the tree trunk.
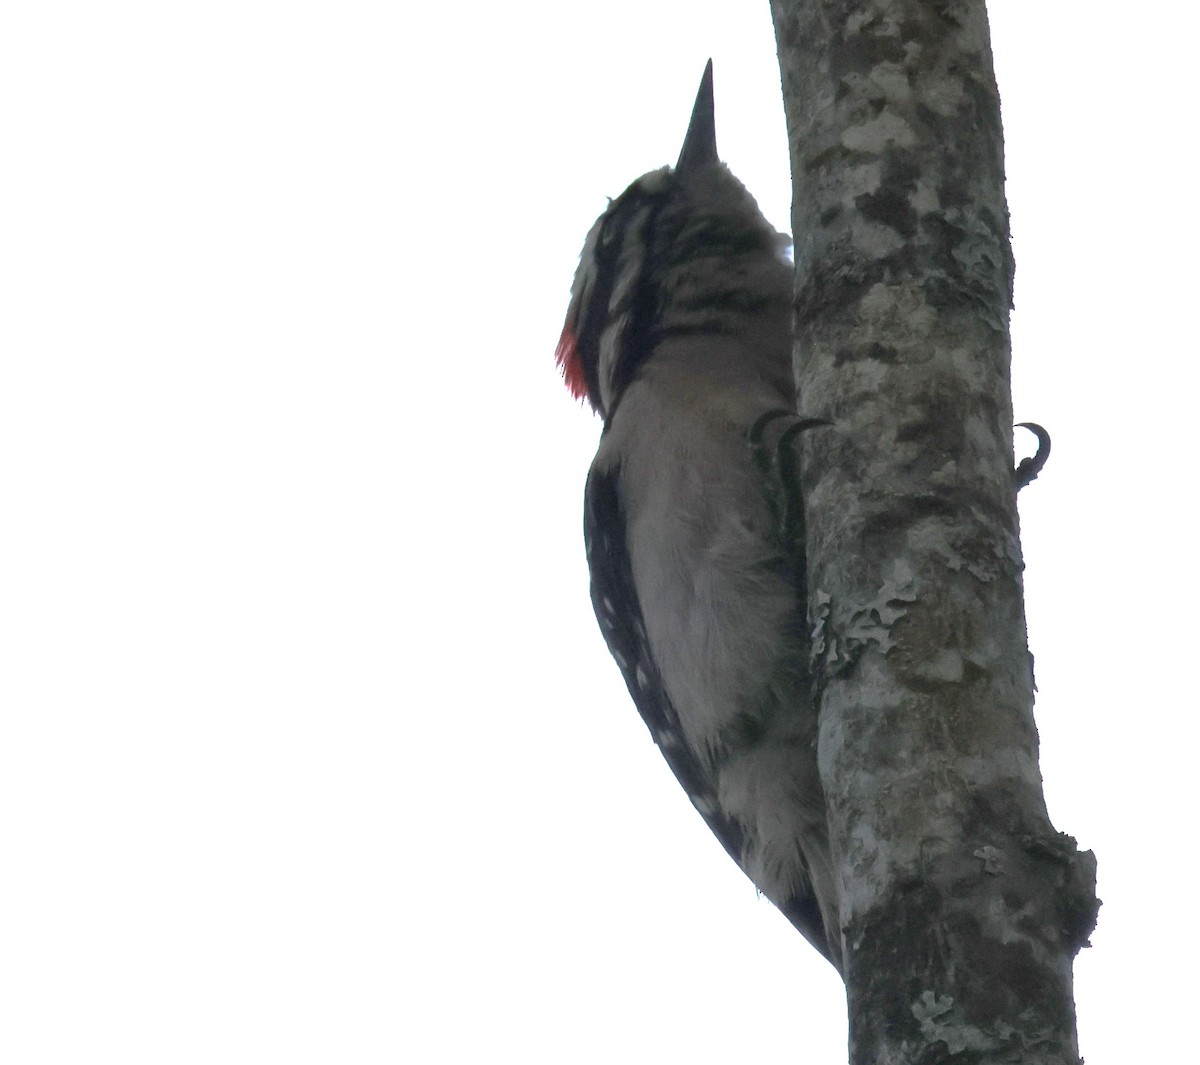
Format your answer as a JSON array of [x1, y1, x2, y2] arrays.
[[768, 3, 1099, 1063]]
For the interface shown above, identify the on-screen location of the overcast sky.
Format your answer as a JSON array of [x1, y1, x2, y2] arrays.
[[3, 3, 1197, 1062]]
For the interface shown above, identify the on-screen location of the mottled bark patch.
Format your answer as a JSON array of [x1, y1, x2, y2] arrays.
[[773, 1, 1096, 1062]]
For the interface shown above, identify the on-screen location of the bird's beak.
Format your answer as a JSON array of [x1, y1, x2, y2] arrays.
[[675, 59, 718, 177]]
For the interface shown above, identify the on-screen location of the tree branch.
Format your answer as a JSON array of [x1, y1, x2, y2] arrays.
[[770, 2, 1098, 1061]]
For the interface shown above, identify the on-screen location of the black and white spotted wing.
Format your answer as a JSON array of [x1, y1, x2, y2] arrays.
[[583, 459, 837, 968], [583, 463, 747, 869]]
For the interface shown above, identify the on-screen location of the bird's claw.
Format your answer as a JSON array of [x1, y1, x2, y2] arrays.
[[1014, 422, 1051, 489]]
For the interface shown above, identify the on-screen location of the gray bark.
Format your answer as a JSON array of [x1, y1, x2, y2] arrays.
[[768, 3, 1099, 1063]]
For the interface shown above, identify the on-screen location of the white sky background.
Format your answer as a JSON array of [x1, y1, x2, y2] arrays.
[[2, 2, 1196, 1061]]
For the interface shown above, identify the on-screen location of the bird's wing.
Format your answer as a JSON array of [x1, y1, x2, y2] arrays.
[[584, 460, 838, 968], [584, 462, 746, 860]]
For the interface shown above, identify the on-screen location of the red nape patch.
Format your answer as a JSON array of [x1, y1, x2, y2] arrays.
[[555, 326, 590, 404]]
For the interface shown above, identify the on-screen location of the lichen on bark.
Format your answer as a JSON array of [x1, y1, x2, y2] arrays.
[[770, 2, 1098, 1062]]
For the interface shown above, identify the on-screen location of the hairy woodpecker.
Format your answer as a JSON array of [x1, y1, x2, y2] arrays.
[[556, 62, 841, 972]]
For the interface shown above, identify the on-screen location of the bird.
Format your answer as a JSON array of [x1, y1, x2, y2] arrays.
[[556, 61, 841, 972]]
